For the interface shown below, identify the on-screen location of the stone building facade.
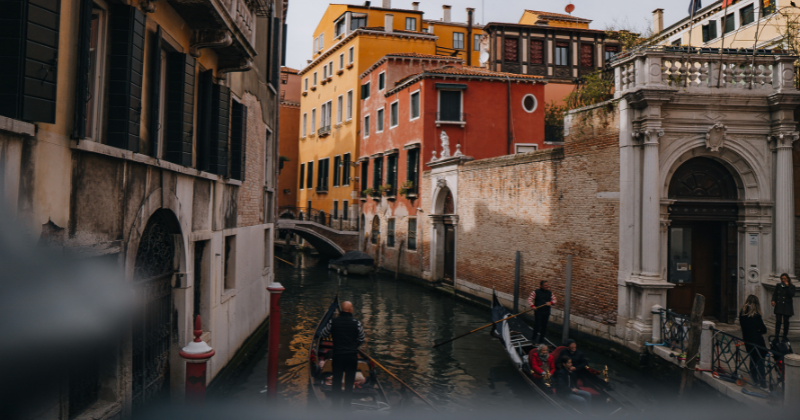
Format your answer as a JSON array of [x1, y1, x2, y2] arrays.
[[0, 0, 286, 418]]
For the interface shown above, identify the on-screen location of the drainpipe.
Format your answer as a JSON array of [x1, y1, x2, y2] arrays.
[[506, 75, 513, 154], [466, 8, 474, 66]]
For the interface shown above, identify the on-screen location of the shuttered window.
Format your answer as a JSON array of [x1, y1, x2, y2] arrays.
[[406, 148, 419, 194], [148, 26, 163, 156], [361, 82, 370, 99], [504, 38, 519, 62], [230, 101, 247, 181], [107, 5, 145, 152], [386, 154, 397, 195], [530, 40, 544, 64], [361, 161, 369, 197], [333, 155, 341, 187], [165, 53, 195, 166], [580, 44, 594, 68], [0, 0, 61, 123], [299, 163, 305, 189], [73, 0, 95, 139], [438, 90, 462, 122], [306, 161, 313, 189], [208, 83, 230, 175], [342, 153, 351, 185], [372, 157, 382, 190]]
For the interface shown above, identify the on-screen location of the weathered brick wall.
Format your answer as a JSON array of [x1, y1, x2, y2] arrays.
[[454, 104, 621, 324], [238, 93, 267, 227]]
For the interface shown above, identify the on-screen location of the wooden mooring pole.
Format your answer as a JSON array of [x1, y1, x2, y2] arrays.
[[680, 293, 705, 396], [561, 255, 573, 344], [513, 251, 521, 313]]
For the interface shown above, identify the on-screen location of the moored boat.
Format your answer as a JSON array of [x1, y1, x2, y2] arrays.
[[309, 296, 391, 411], [328, 251, 374, 276]]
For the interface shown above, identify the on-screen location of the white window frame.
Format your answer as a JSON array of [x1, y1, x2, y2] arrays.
[[376, 108, 385, 133], [323, 65, 327, 79], [389, 100, 399, 128], [436, 89, 465, 124], [515, 143, 539, 153], [453, 32, 465, 50], [364, 114, 370, 138], [319, 33, 324, 52], [474, 34, 482, 51], [409, 90, 420, 121], [521, 94, 538, 113], [328, 61, 333, 78], [405, 17, 417, 31], [304, 78, 308, 91], [339, 53, 344, 70], [313, 72, 317, 86], [337, 95, 343, 124], [311, 108, 317, 132], [302, 113, 307, 137], [378, 71, 386, 91], [86, 1, 109, 142], [346, 90, 353, 121], [349, 46, 354, 64]]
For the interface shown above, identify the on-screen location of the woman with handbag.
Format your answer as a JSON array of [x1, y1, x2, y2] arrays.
[[739, 295, 768, 390], [771, 273, 796, 342]]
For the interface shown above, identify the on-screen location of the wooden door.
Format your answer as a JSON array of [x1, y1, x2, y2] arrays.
[[444, 225, 455, 279], [668, 222, 722, 316]]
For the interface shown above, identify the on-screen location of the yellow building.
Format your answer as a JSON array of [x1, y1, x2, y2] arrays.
[[422, 5, 484, 65], [518, 9, 592, 29], [296, 1, 482, 221]]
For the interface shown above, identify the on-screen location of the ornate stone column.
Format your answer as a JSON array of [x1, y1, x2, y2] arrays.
[[773, 131, 798, 276], [641, 128, 664, 279]]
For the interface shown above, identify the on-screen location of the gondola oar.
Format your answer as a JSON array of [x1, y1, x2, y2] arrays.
[[275, 256, 295, 266], [358, 350, 441, 413], [432, 304, 550, 348]]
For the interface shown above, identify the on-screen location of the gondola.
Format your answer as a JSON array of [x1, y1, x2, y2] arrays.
[[490, 290, 637, 416], [309, 296, 391, 411]]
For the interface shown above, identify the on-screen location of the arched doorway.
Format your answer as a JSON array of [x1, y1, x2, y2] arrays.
[[431, 186, 457, 281], [371, 215, 380, 245], [667, 157, 740, 321], [132, 210, 179, 411]]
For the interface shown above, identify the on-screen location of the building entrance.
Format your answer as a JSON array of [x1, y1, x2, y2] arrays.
[[444, 224, 456, 279]]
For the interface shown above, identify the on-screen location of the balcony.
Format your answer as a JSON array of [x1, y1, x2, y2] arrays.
[[316, 185, 329, 193], [435, 112, 466, 127], [318, 126, 331, 137]]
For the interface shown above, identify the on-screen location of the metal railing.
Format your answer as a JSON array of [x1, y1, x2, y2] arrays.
[[436, 112, 465, 123], [711, 329, 785, 394], [278, 206, 358, 231], [655, 308, 691, 353]]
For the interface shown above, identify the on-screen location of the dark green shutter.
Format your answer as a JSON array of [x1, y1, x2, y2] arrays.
[[196, 70, 214, 172], [0, 0, 60, 123], [208, 83, 230, 176], [361, 84, 369, 99], [271, 17, 281, 89], [230, 102, 246, 181], [149, 26, 162, 156], [281, 23, 287, 66], [165, 52, 195, 166], [72, 0, 93, 138], [107, 5, 145, 152]]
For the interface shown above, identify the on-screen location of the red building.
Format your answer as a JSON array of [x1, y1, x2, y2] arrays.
[[358, 53, 546, 271]]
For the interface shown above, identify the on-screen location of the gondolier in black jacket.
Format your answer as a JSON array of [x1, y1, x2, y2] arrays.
[[528, 281, 556, 344], [319, 301, 367, 409]]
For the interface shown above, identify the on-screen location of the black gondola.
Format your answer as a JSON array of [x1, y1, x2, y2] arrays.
[[309, 296, 391, 411], [490, 290, 637, 416]]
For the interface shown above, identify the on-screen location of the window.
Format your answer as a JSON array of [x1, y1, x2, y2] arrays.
[[453, 32, 465, 49], [351, 15, 367, 30], [335, 19, 345, 37], [371, 216, 380, 244], [407, 218, 417, 250], [333, 155, 341, 187], [406, 148, 419, 195], [343, 200, 349, 220], [299, 163, 305, 189], [723, 13, 735, 34], [84, 5, 108, 140], [328, 62, 333, 77], [522, 94, 537, 113], [762, 0, 776, 15], [530, 40, 544, 64], [224, 235, 236, 290], [438, 90, 462, 122], [361, 161, 369, 197], [410, 91, 420, 120], [702, 23, 716, 42], [306, 161, 314, 188], [372, 157, 383, 190], [604, 46, 619, 61], [515, 144, 538, 153], [343, 153, 351, 185], [406, 17, 417, 31], [349, 46, 354, 64], [387, 219, 396, 247], [337, 96, 343, 124], [386, 154, 397, 195], [323, 65, 327, 79], [302, 113, 307, 136], [474, 34, 482, 51], [390, 101, 399, 128], [377, 108, 385, 132], [671, 39, 682, 46], [313, 72, 317, 86], [311, 108, 317, 132], [504, 38, 519, 62], [319, 33, 324, 51], [304, 78, 308, 91], [740, 4, 755, 27], [580, 44, 594, 67], [346, 90, 353, 120], [362, 82, 371, 99], [323, 101, 332, 129], [316, 158, 329, 191], [555, 42, 569, 66], [339, 53, 344, 70], [333, 201, 339, 219], [364, 115, 370, 137], [379, 72, 386, 90]]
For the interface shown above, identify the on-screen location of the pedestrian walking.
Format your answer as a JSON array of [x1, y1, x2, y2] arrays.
[[528, 281, 556, 344], [771, 273, 796, 342], [319, 301, 366, 410], [739, 295, 768, 390]]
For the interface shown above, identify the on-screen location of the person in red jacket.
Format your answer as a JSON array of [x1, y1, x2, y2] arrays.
[[529, 344, 555, 379]]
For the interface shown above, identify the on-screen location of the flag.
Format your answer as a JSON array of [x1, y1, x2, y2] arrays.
[[721, 0, 736, 7], [688, 0, 702, 15]]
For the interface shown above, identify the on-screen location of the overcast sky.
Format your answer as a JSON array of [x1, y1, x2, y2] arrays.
[[284, 0, 692, 69]]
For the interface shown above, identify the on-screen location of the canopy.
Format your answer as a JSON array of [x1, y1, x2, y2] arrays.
[[331, 251, 374, 266]]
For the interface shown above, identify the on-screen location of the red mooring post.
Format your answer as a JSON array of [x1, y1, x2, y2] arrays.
[[179, 315, 215, 403], [267, 282, 285, 398]]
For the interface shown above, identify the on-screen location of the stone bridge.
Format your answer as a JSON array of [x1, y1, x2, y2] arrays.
[[276, 210, 360, 257]]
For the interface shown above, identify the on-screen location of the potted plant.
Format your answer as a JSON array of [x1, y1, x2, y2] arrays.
[[378, 184, 392, 196], [399, 180, 415, 197], [362, 188, 375, 197]]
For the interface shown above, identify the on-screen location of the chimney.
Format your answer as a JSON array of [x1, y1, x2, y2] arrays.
[[385, 14, 394, 33], [412, 2, 419, 11], [652, 9, 664, 34], [382, 0, 391, 8], [466, 8, 474, 66], [364, 1, 371, 7], [443, 5, 451, 23]]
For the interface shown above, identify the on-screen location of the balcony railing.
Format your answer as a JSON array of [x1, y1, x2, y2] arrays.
[[278, 206, 358, 231], [318, 125, 331, 137], [171, 0, 261, 57]]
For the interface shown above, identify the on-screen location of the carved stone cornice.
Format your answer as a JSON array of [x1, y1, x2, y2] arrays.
[[768, 131, 800, 149], [625, 89, 676, 110]]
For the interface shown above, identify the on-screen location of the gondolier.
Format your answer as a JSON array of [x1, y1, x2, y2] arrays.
[[319, 301, 367, 409], [528, 281, 556, 344]]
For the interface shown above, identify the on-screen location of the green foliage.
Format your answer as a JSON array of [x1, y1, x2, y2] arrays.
[[544, 101, 567, 127], [565, 71, 614, 110], [378, 184, 393, 195], [363, 188, 374, 196], [399, 180, 415, 197]]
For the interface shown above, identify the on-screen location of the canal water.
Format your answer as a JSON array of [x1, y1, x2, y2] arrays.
[[210, 251, 734, 414]]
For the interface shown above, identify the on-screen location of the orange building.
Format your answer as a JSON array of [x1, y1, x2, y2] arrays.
[[279, 67, 302, 209]]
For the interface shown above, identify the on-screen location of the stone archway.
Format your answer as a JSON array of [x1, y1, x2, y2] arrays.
[[430, 186, 457, 282]]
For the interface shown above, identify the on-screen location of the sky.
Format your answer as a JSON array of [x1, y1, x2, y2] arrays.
[[284, 0, 693, 70]]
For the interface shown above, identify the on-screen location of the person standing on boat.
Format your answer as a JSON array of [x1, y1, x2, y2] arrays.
[[739, 294, 769, 390], [319, 301, 367, 409], [771, 273, 796, 343], [528, 281, 556, 344], [563, 339, 589, 372], [554, 356, 592, 411]]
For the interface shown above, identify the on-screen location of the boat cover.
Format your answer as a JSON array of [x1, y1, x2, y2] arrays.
[[331, 251, 374, 266]]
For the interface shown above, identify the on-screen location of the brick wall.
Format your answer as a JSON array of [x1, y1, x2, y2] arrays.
[[237, 93, 267, 227]]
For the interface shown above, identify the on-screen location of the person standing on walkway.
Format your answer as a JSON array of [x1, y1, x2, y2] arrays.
[[528, 281, 556, 344], [319, 301, 366, 409], [739, 295, 768, 390], [771, 273, 796, 342]]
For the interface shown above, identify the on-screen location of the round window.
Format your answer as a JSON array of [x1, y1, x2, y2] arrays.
[[522, 94, 538, 113]]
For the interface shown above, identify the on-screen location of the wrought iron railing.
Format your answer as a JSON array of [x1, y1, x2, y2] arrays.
[[655, 308, 691, 353], [278, 206, 358, 231], [711, 329, 785, 394]]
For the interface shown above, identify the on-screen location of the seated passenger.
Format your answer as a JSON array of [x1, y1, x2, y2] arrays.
[[554, 356, 592, 411], [563, 339, 588, 372], [354, 371, 367, 388], [529, 344, 555, 379]]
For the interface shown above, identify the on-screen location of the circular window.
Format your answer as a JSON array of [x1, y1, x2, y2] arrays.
[[522, 94, 538, 113]]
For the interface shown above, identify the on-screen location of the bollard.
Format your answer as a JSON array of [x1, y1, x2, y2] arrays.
[[267, 282, 285, 398], [785, 354, 800, 408], [179, 315, 215, 403], [698, 320, 714, 371], [651, 305, 663, 344]]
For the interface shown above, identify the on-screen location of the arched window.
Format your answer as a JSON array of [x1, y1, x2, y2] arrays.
[[371, 216, 380, 244], [668, 157, 737, 200]]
